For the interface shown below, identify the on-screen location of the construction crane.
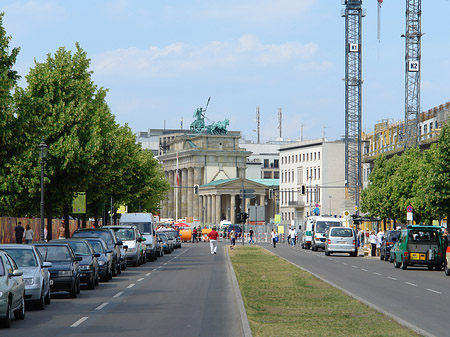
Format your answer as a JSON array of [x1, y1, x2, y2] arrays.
[[342, 0, 365, 213]]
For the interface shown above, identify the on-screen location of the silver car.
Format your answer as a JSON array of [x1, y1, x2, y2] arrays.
[[0, 250, 25, 328], [325, 227, 357, 257], [0, 245, 51, 310]]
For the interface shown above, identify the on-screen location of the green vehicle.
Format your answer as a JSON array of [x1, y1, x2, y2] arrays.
[[392, 225, 444, 270]]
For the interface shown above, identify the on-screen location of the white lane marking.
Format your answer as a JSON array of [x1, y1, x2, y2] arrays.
[[342, 263, 348, 265], [405, 282, 418, 287], [127, 283, 135, 289], [164, 262, 168, 265], [361, 268, 368, 272], [113, 292, 124, 298], [373, 272, 382, 276], [145, 272, 151, 276], [137, 278, 144, 282], [95, 302, 109, 310], [388, 277, 398, 281], [351, 265, 358, 268], [153, 268, 158, 271], [427, 288, 442, 294], [70, 317, 89, 328], [327, 258, 333, 261]]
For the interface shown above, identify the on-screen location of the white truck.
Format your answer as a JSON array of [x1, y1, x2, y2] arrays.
[[119, 213, 158, 262], [301, 217, 315, 249], [311, 216, 343, 251]]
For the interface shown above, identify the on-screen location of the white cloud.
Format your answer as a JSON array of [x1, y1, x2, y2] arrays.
[[91, 34, 320, 78], [4, 0, 66, 22], [202, 0, 317, 24]]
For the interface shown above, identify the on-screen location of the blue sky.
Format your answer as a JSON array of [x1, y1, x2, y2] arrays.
[[2, 0, 450, 142]]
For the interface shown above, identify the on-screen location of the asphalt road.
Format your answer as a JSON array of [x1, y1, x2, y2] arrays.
[[263, 242, 449, 337], [3, 242, 243, 337]]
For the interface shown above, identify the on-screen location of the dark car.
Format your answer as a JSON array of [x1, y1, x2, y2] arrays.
[[72, 228, 123, 276], [162, 230, 181, 249], [58, 239, 100, 289], [156, 232, 172, 254], [33, 242, 81, 298], [380, 230, 401, 261], [84, 238, 113, 282]]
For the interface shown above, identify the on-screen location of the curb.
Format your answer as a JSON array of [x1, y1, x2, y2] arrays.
[[225, 246, 253, 337], [262, 246, 435, 337]]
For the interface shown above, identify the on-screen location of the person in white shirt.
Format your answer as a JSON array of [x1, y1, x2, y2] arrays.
[[271, 229, 278, 248], [370, 231, 377, 256], [288, 228, 296, 247], [376, 230, 384, 257]]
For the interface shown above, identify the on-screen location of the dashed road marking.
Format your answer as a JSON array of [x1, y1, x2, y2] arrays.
[[70, 317, 89, 328], [342, 263, 348, 265], [351, 265, 358, 268], [95, 302, 108, 310], [145, 272, 151, 276], [113, 292, 123, 298], [405, 282, 418, 287], [427, 288, 442, 294], [361, 268, 368, 272], [137, 278, 144, 282], [127, 283, 135, 289], [388, 277, 398, 281], [373, 272, 382, 276]]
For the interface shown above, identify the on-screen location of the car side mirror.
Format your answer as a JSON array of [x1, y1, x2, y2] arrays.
[[94, 253, 101, 258], [142, 237, 146, 241], [137, 238, 142, 242], [11, 269, 23, 277], [75, 256, 83, 262], [116, 240, 123, 246], [106, 250, 113, 254], [42, 261, 52, 268]]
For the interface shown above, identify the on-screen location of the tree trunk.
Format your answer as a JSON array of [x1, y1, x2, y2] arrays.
[[64, 204, 70, 238]]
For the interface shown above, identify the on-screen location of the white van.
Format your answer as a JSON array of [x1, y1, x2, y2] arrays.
[[311, 216, 342, 251], [120, 213, 157, 262], [301, 217, 315, 249], [325, 226, 357, 256]]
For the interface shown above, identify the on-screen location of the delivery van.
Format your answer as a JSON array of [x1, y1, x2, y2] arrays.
[[311, 216, 342, 251], [119, 213, 157, 262], [301, 217, 315, 249]]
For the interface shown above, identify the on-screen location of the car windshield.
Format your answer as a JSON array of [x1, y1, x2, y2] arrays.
[[0, 258, 4, 276], [114, 228, 135, 240], [36, 245, 72, 262], [158, 233, 167, 241], [316, 221, 341, 233], [1, 249, 37, 267], [68, 242, 91, 256], [330, 228, 353, 237], [87, 240, 104, 253], [408, 230, 439, 243], [387, 231, 401, 240], [73, 231, 113, 245], [123, 222, 152, 234]]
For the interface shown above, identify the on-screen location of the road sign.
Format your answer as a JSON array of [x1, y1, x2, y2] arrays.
[[240, 189, 255, 199], [313, 207, 320, 215], [344, 210, 350, 217], [407, 205, 413, 212]]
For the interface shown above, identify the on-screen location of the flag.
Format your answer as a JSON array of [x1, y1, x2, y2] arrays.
[[176, 152, 179, 186]]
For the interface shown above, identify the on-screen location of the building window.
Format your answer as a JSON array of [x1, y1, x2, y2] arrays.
[[318, 152, 320, 160], [314, 168, 316, 180], [264, 171, 272, 179], [314, 152, 316, 160], [424, 124, 428, 134], [307, 153, 309, 161], [263, 159, 269, 168], [274, 159, 279, 168], [274, 171, 279, 179], [318, 167, 320, 180], [303, 154, 305, 161]]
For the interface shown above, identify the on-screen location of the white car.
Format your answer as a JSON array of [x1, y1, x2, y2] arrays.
[[324, 227, 358, 257], [0, 245, 52, 309]]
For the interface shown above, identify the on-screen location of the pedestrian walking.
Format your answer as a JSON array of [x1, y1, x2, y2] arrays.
[[370, 231, 377, 257], [208, 227, 219, 254], [376, 230, 384, 257], [271, 229, 278, 248], [289, 228, 296, 247], [192, 226, 198, 243], [249, 227, 254, 244], [24, 224, 34, 244], [14, 222, 25, 244], [58, 221, 66, 239], [230, 229, 236, 250]]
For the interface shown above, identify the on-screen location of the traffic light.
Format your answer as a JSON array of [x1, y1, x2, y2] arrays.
[[239, 212, 249, 222], [194, 184, 199, 195], [269, 189, 273, 199]]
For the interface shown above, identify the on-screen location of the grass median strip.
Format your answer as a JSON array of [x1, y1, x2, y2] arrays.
[[230, 246, 420, 337]]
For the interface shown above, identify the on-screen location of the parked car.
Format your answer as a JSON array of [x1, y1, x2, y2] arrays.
[[0, 244, 51, 309], [324, 227, 357, 257], [104, 225, 145, 267], [162, 230, 181, 249], [58, 239, 100, 289], [380, 230, 401, 261], [72, 228, 122, 276], [33, 242, 81, 298], [157, 232, 172, 254], [84, 238, 113, 282], [0, 250, 25, 328], [392, 225, 444, 270], [120, 213, 158, 262]]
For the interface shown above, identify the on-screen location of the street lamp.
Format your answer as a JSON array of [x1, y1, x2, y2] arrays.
[[37, 138, 48, 242]]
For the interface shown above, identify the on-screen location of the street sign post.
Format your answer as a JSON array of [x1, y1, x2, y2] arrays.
[[240, 189, 255, 199]]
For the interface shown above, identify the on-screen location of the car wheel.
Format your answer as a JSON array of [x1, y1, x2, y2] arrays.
[[142, 255, 147, 264], [45, 288, 51, 305], [0, 299, 11, 328], [36, 289, 45, 310], [149, 252, 155, 262], [384, 254, 389, 262], [436, 264, 443, 271], [325, 250, 330, 256], [108, 265, 113, 280], [445, 261, 450, 276], [112, 260, 117, 276], [69, 282, 78, 298], [380, 252, 384, 260], [87, 276, 96, 290], [394, 255, 401, 268], [14, 296, 25, 320], [401, 259, 408, 270], [117, 263, 122, 274], [77, 278, 81, 294], [95, 271, 99, 286], [350, 251, 357, 257], [427, 265, 434, 270]]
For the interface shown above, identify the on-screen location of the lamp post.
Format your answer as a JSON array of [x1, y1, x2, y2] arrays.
[[37, 138, 48, 242]]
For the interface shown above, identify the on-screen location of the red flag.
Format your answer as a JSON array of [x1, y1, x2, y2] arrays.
[[176, 152, 179, 186]]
